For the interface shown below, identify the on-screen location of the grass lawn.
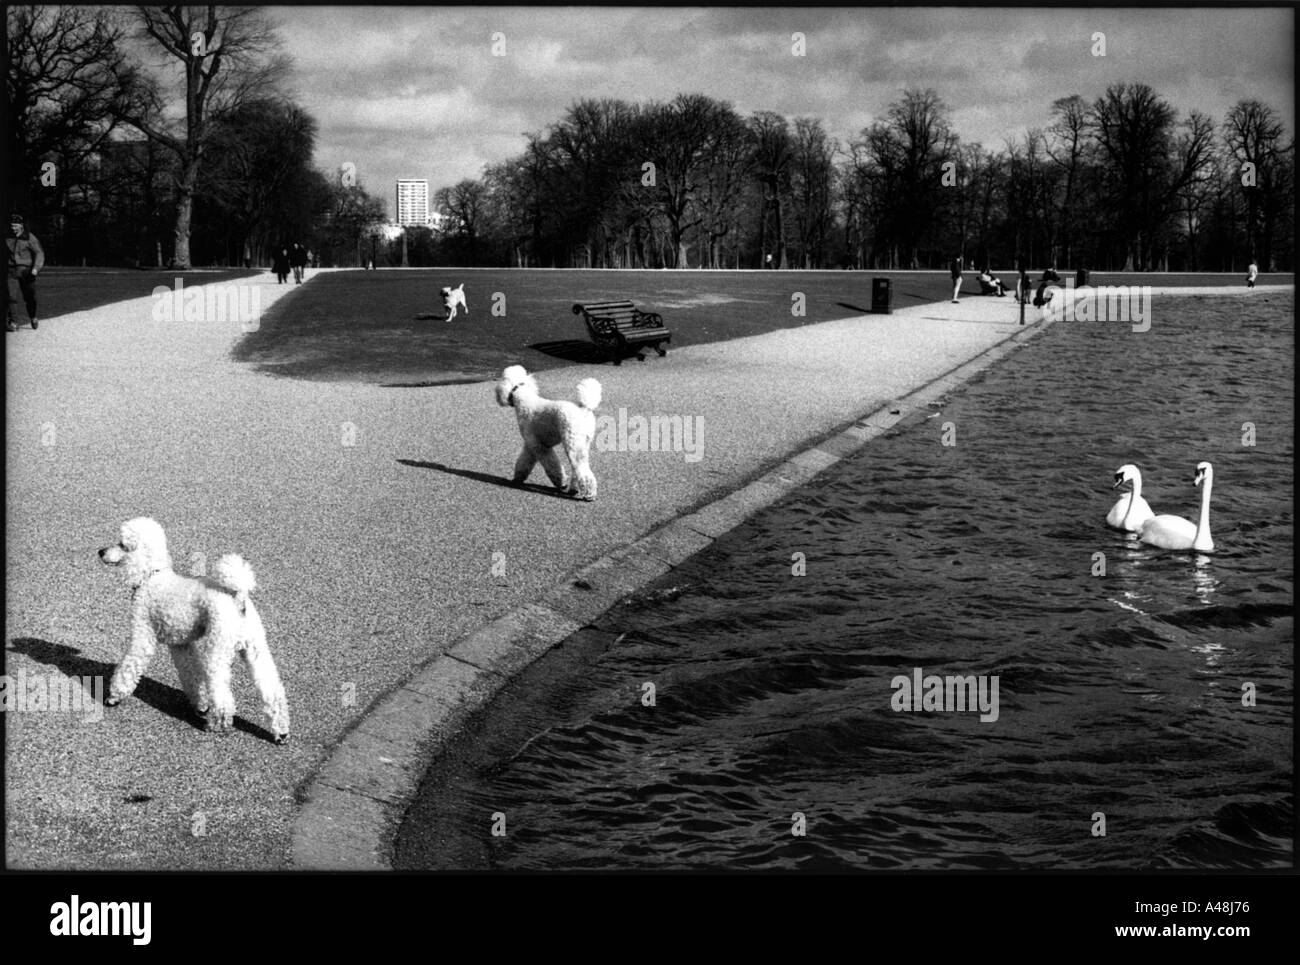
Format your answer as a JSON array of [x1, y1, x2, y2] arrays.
[[233, 267, 1291, 385], [229, 268, 984, 384], [26, 267, 263, 320]]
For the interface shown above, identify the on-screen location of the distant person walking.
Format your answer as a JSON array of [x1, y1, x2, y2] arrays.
[[290, 242, 308, 285], [7, 213, 44, 331], [950, 254, 963, 303], [1247, 259, 1258, 288], [272, 244, 290, 284]]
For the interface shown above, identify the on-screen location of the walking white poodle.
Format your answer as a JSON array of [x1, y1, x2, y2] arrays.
[[494, 365, 602, 500], [98, 517, 290, 743]]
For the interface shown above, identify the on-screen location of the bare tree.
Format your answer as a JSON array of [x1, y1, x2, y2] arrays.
[[5, 6, 140, 233], [1045, 94, 1089, 267], [789, 117, 837, 268], [853, 88, 957, 268], [199, 97, 317, 265], [1089, 83, 1181, 269], [749, 111, 794, 268], [1223, 99, 1293, 269], [119, 5, 288, 268], [636, 93, 740, 268], [435, 179, 488, 265], [550, 98, 638, 267], [694, 109, 753, 268]]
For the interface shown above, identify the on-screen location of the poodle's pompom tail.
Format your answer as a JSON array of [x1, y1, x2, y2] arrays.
[[575, 377, 602, 410], [496, 365, 532, 406], [210, 554, 257, 603]]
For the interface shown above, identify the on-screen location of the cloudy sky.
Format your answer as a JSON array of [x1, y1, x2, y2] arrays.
[[274, 6, 1294, 220]]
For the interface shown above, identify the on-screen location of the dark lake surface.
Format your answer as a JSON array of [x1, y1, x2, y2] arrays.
[[396, 291, 1293, 870]]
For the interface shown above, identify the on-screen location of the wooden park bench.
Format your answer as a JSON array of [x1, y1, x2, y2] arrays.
[[572, 299, 671, 365]]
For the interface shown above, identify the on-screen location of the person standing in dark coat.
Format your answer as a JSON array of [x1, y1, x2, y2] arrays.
[[290, 242, 308, 284], [271, 244, 290, 284], [7, 213, 44, 331]]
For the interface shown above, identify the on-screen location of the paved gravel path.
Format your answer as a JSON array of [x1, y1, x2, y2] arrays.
[[10, 273, 1266, 869]]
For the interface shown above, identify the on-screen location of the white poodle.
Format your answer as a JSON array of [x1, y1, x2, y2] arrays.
[[441, 283, 468, 320], [98, 517, 290, 743], [494, 365, 602, 500]]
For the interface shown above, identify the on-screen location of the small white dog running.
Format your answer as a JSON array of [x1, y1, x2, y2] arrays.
[[495, 365, 602, 500], [441, 283, 468, 320], [98, 517, 291, 743]]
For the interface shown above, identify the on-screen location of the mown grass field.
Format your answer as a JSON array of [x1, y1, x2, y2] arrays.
[[29, 267, 262, 318], [231, 268, 1291, 384]]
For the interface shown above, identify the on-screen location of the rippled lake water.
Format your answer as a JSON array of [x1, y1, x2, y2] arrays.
[[396, 292, 1293, 871]]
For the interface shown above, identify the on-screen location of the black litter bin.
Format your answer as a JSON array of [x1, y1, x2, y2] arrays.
[[1076, 268, 1090, 287], [871, 276, 892, 314]]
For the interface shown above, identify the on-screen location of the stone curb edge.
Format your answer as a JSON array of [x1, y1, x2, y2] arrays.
[[289, 311, 1056, 870]]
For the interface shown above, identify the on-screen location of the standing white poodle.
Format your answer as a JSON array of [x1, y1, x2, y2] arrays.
[[494, 365, 602, 500], [98, 517, 290, 743]]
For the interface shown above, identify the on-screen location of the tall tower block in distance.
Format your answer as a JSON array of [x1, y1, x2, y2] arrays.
[[396, 179, 429, 226]]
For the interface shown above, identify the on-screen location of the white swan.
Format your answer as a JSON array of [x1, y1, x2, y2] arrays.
[[1106, 464, 1155, 532], [1138, 462, 1214, 552]]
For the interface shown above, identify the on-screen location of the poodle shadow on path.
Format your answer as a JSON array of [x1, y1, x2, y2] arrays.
[[7, 636, 276, 742], [381, 375, 491, 388], [398, 459, 576, 500]]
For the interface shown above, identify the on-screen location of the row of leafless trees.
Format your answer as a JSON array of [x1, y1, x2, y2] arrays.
[[435, 87, 1293, 272], [5, 4, 388, 268], [6, 6, 1293, 271]]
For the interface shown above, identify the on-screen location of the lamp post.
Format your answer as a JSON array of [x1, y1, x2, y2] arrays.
[[1016, 255, 1027, 326]]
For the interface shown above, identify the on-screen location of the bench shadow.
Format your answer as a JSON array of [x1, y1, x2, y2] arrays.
[[528, 339, 610, 364], [7, 636, 278, 742], [397, 459, 574, 499], [836, 301, 873, 314]]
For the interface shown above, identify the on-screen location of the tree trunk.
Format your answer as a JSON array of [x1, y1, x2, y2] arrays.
[[173, 194, 194, 269], [773, 195, 787, 269]]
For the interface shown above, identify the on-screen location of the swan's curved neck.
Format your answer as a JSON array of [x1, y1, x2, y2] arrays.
[[1195, 474, 1213, 545], [1122, 474, 1143, 526]]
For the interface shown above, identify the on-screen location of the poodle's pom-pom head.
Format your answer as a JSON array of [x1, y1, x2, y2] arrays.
[[121, 516, 166, 553], [575, 377, 602, 410], [209, 554, 257, 600], [496, 365, 536, 407], [100, 517, 172, 585]]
